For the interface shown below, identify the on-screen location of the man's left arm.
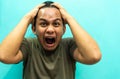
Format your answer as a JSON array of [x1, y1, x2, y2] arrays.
[[67, 16, 101, 64], [53, 3, 102, 64]]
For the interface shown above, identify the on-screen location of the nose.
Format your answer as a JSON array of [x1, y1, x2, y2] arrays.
[[46, 25, 54, 34]]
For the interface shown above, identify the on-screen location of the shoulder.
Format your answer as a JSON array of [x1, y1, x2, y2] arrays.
[[62, 37, 73, 42], [62, 37, 77, 51], [23, 37, 38, 44], [21, 37, 39, 47], [25, 37, 37, 42], [61, 37, 76, 45], [61, 37, 77, 51]]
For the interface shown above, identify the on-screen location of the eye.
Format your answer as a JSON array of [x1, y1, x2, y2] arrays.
[[53, 22, 60, 27], [40, 22, 47, 27]]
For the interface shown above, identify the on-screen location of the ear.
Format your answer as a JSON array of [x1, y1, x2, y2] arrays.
[[31, 19, 37, 34], [63, 25, 66, 35], [32, 24, 36, 34]]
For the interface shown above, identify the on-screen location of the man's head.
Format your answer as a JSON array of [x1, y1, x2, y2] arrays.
[[32, 1, 66, 51]]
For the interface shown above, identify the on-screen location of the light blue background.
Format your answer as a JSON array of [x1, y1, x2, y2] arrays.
[[0, 0, 120, 79]]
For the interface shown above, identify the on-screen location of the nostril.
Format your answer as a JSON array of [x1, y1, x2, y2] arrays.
[[46, 30, 54, 34], [46, 27, 54, 34]]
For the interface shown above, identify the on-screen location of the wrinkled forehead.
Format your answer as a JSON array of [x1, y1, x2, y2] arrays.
[[37, 8, 62, 20]]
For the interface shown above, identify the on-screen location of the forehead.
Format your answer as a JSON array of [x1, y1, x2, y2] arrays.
[[37, 8, 61, 20]]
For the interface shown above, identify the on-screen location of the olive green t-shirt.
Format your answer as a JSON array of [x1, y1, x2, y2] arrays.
[[20, 37, 77, 79]]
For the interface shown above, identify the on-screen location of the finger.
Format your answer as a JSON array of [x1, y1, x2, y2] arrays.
[[31, 4, 45, 17], [31, 3, 45, 14], [52, 3, 67, 24], [35, 3, 45, 9], [29, 4, 45, 24]]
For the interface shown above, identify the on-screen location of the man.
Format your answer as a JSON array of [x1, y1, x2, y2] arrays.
[[0, 1, 101, 79]]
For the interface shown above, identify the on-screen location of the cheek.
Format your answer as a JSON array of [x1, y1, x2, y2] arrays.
[[56, 28, 64, 36], [35, 27, 44, 36], [36, 28, 44, 43]]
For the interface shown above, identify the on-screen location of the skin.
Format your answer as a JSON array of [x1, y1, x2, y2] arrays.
[[0, 3, 101, 64], [32, 8, 66, 51], [0, 4, 45, 63]]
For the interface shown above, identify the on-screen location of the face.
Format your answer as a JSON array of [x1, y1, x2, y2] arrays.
[[33, 7, 66, 51]]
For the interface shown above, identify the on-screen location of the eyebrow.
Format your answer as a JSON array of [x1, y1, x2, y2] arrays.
[[39, 18, 47, 22], [39, 18, 62, 22]]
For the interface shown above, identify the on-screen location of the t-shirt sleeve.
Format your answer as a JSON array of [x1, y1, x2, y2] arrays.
[[20, 38, 30, 62], [64, 38, 77, 60], [69, 38, 77, 58]]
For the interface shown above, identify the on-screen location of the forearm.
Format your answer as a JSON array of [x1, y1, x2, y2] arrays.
[[67, 16, 101, 60], [0, 16, 30, 58]]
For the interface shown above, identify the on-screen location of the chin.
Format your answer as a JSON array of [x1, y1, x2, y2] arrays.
[[43, 44, 58, 52]]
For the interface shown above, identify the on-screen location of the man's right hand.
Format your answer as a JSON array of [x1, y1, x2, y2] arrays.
[[24, 4, 45, 24], [0, 3, 45, 64]]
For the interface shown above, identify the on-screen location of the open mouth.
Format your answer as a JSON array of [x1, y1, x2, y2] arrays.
[[45, 37, 56, 45]]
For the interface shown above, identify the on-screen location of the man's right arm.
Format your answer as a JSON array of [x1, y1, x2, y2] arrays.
[[0, 16, 31, 64], [0, 4, 44, 64]]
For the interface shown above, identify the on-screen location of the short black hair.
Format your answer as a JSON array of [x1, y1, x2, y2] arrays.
[[43, 1, 54, 7], [33, 1, 65, 26], [41, 1, 59, 9]]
